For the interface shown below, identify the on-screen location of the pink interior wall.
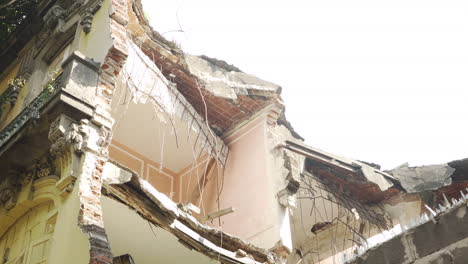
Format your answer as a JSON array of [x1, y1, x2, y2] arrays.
[[178, 155, 217, 207], [108, 142, 177, 199], [109, 113, 282, 247], [195, 116, 280, 246]]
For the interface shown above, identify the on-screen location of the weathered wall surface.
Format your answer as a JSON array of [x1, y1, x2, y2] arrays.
[[77, 0, 113, 64], [48, 175, 91, 264], [350, 202, 468, 264]]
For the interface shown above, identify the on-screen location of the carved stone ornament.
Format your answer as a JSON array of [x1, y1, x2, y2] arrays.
[[49, 114, 72, 142], [49, 115, 91, 156], [43, 5, 66, 29], [5, 78, 24, 105], [81, 8, 94, 33], [33, 156, 55, 179], [0, 77, 26, 117], [67, 120, 88, 152], [97, 126, 111, 155], [0, 170, 23, 210]]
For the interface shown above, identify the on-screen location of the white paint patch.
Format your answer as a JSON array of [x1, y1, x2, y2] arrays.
[[279, 208, 293, 250]]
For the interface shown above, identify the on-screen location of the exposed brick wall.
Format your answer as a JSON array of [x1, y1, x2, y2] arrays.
[[97, 0, 129, 107], [78, 153, 106, 228], [173, 76, 272, 134], [75, 124, 114, 264], [82, 224, 114, 264], [78, 0, 131, 263]]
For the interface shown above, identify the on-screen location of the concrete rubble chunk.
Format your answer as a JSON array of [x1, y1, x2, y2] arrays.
[[185, 55, 281, 100], [389, 163, 455, 193]]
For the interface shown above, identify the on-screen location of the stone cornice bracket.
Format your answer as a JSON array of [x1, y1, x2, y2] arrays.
[[0, 77, 25, 117], [49, 114, 76, 156], [34, 4, 67, 57], [49, 115, 107, 159], [80, 9, 94, 33], [43, 5, 66, 30], [0, 170, 23, 211], [80, 1, 104, 34], [48, 114, 87, 196]]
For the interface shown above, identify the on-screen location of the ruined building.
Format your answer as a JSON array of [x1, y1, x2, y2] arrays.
[[1, 0, 467, 263]]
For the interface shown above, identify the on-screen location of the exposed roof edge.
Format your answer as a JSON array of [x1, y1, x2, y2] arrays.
[[130, 0, 284, 135], [386, 158, 468, 194], [285, 140, 398, 191], [103, 161, 277, 264], [132, 0, 184, 55], [185, 54, 281, 101], [119, 41, 229, 166]]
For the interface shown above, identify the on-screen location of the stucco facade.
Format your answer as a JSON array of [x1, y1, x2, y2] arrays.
[[1, 1, 468, 264]]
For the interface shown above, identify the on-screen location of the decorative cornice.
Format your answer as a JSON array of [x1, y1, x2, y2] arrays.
[[80, 1, 104, 34], [0, 74, 62, 149], [50, 119, 90, 155], [80, 9, 94, 34], [0, 77, 26, 117]]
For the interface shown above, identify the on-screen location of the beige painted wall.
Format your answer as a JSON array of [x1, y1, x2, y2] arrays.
[[0, 176, 90, 264], [77, 0, 113, 64], [48, 177, 90, 264]]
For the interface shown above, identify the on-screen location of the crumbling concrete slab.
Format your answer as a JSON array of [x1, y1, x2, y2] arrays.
[[389, 163, 455, 193], [185, 55, 281, 100], [349, 199, 468, 264]]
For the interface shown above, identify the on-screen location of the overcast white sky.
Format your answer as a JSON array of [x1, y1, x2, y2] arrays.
[[142, 0, 468, 170]]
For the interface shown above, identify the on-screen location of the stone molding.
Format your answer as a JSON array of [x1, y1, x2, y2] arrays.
[[0, 75, 58, 149], [43, 5, 67, 30], [0, 170, 24, 211], [0, 77, 25, 117]]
